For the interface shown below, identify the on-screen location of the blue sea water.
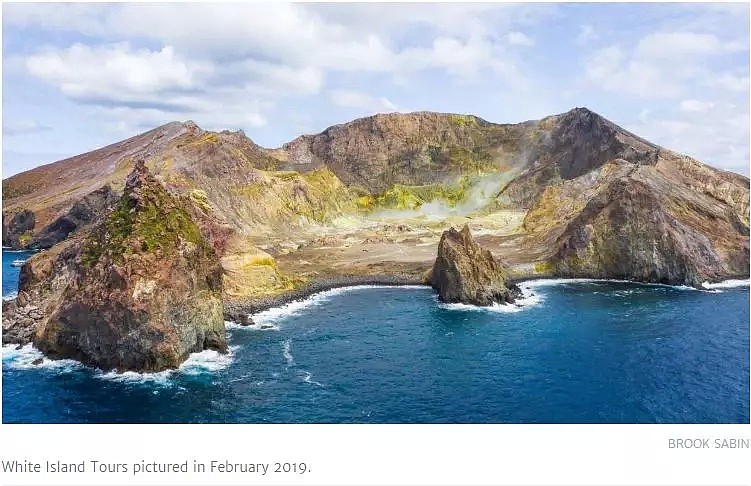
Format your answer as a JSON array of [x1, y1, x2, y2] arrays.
[[2, 250, 749, 423], [2, 249, 33, 299]]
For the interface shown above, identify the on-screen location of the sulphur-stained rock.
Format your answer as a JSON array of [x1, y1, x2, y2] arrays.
[[429, 225, 520, 306], [33, 160, 226, 372]]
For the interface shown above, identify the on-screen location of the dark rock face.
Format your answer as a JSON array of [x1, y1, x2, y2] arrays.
[[429, 225, 520, 306], [2, 209, 35, 248], [498, 108, 662, 208], [13, 161, 227, 372], [28, 185, 117, 250], [3, 237, 81, 345], [551, 177, 730, 287], [547, 107, 659, 180]]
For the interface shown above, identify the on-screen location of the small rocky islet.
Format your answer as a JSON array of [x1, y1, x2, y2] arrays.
[[429, 224, 521, 306], [3, 108, 748, 372]]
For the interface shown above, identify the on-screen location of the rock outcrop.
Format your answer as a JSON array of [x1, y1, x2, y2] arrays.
[[2, 237, 80, 345], [429, 225, 521, 306], [2, 209, 35, 248], [28, 185, 117, 250], [6, 161, 227, 372], [551, 177, 723, 286], [523, 154, 750, 287]]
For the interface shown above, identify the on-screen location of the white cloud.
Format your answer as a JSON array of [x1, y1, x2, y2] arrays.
[[396, 36, 521, 84], [237, 61, 325, 96], [506, 32, 535, 47], [329, 90, 398, 113], [3, 120, 52, 136], [576, 25, 598, 45], [4, 3, 748, 177], [585, 31, 747, 99], [707, 73, 750, 92], [635, 32, 737, 60], [679, 99, 715, 113], [12, 3, 538, 134], [13, 4, 528, 82], [630, 102, 749, 175], [26, 43, 205, 101], [3, 3, 109, 35]]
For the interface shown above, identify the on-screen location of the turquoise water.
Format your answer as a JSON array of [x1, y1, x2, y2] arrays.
[[2, 250, 749, 423]]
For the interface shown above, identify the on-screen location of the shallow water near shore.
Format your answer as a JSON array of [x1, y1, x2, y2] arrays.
[[2, 250, 749, 423]]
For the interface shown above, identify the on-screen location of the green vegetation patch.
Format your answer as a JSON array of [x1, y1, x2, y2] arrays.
[[82, 181, 206, 266]]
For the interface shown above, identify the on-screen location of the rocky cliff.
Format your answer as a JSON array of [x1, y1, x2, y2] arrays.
[[282, 112, 535, 193], [429, 225, 521, 306], [27, 185, 117, 250], [6, 161, 226, 372], [2, 209, 35, 248]]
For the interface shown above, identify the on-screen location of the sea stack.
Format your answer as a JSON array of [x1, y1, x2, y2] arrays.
[[429, 224, 521, 306], [31, 160, 227, 372]]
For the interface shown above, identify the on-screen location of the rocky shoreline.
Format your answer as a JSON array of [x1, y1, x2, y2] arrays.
[[223, 273, 425, 323], [222, 270, 751, 324]]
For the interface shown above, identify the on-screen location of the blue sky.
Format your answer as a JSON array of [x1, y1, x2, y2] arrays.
[[2, 3, 749, 176]]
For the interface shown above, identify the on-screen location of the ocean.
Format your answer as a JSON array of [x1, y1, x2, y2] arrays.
[[2, 250, 749, 423]]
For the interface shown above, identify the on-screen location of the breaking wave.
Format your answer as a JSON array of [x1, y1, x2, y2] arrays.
[[520, 278, 704, 292], [250, 285, 427, 325], [225, 320, 280, 332], [2, 343, 237, 383], [2, 343, 83, 373], [702, 279, 750, 290], [437, 284, 543, 314]]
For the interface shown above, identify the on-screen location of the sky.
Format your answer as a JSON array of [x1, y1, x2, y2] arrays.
[[2, 2, 749, 177]]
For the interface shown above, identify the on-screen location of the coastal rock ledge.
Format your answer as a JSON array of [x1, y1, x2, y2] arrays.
[[6, 161, 227, 372], [429, 225, 521, 306]]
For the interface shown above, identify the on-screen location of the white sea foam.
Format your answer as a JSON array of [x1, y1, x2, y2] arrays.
[[2, 343, 84, 372], [3, 342, 236, 383], [250, 285, 427, 326], [3, 292, 18, 301], [225, 320, 280, 332], [94, 346, 238, 384], [520, 278, 701, 292], [179, 346, 238, 375], [300, 370, 323, 387], [702, 279, 750, 290], [96, 368, 175, 385], [282, 339, 295, 367], [95, 346, 239, 383], [432, 276, 721, 313], [437, 285, 543, 314]]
